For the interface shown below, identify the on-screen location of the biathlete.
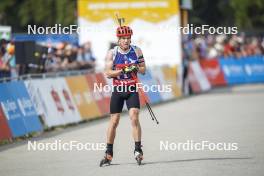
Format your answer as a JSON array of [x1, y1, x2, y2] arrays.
[[100, 24, 146, 166]]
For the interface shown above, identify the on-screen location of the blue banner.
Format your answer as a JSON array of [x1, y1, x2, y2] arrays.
[[243, 56, 264, 83], [219, 58, 247, 84], [0, 83, 27, 137], [219, 56, 264, 84], [6, 81, 43, 133], [138, 70, 162, 104], [13, 34, 79, 45]]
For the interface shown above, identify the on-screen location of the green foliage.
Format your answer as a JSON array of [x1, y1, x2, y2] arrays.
[[0, 0, 264, 32], [189, 0, 264, 30], [55, 0, 76, 26], [189, 0, 234, 26], [231, 0, 264, 29], [0, 0, 76, 32]]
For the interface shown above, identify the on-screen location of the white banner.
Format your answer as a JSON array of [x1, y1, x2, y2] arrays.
[[0, 26, 11, 40], [78, 0, 182, 69], [25, 78, 82, 127], [190, 61, 211, 91], [53, 78, 82, 124], [24, 80, 45, 116]]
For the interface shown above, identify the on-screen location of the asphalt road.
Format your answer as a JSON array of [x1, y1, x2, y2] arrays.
[[1, 84, 264, 176]]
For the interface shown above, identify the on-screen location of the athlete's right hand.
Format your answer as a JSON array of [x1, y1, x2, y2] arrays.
[[122, 65, 138, 74]]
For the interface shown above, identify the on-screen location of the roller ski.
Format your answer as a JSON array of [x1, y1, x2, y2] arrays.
[[99, 152, 113, 167], [134, 149, 143, 165]]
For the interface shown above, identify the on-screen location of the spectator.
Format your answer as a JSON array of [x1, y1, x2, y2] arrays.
[[183, 34, 264, 61], [76, 42, 96, 71], [5, 41, 17, 78], [0, 39, 10, 78], [44, 48, 60, 72]]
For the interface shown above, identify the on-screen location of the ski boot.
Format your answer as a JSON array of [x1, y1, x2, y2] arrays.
[[134, 149, 143, 165], [99, 151, 113, 167]]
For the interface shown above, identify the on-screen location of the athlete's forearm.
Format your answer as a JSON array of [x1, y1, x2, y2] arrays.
[[138, 66, 146, 74]]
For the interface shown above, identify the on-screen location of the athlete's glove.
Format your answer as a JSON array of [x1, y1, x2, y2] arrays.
[[122, 65, 139, 74]]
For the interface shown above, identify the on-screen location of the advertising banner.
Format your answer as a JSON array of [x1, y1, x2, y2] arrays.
[[6, 81, 43, 133], [199, 59, 227, 87], [24, 79, 45, 116], [53, 78, 82, 123], [95, 73, 111, 110], [0, 83, 27, 137], [150, 67, 175, 101], [65, 76, 101, 120], [85, 74, 109, 115], [78, 0, 182, 68], [243, 57, 264, 83], [188, 61, 211, 93], [26, 77, 101, 125], [0, 106, 12, 140], [219, 58, 247, 84], [162, 66, 182, 97], [34, 79, 66, 127], [0, 25, 11, 40]]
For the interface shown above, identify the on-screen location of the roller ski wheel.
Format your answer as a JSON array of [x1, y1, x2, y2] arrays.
[[99, 154, 112, 167], [134, 150, 143, 165]]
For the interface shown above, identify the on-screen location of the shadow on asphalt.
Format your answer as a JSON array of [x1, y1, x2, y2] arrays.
[[110, 157, 253, 166]]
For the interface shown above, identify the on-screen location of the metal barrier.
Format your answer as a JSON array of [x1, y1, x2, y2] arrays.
[[0, 69, 94, 83]]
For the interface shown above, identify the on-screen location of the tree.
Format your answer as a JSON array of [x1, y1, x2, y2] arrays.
[[189, 0, 234, 26], [231, 0, 264, 29], [189, 0, 264, 31], [0, 0, 76, 32], [1, 0, 264, 32]]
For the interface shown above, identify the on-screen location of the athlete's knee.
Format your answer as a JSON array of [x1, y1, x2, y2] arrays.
[[129, 108, 139, 118]]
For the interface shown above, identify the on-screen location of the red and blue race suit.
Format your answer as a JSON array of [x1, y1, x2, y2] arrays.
[[112, 45, 144, 86]]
